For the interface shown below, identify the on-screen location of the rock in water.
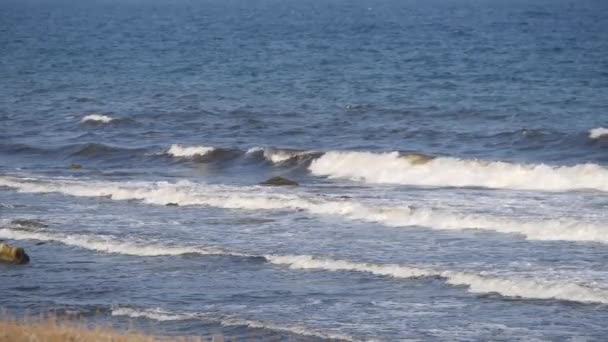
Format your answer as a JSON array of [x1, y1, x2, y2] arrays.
[[0, 243, 30, 264], [69, 163, 82, 169], [260, 176, 299, 186]]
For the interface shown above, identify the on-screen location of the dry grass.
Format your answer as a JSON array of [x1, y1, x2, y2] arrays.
[[0, 315, 213, 342]]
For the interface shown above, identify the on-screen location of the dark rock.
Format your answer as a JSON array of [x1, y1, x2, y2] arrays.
[[0, 243, 30, 264], [69, 163, 83, 169], [165, 203, 179, 207], [260, 176, 299, 186]]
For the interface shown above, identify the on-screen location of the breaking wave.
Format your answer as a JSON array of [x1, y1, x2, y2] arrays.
[[309, 151, 608, 192], [267, 255, 608, 304], [589, 127, 608, 140], [80, 114, 115, 123], [1, 175, 607, 244]]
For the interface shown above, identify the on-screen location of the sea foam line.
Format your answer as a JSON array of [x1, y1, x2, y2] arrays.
[[1, 175, 607, 244], [309, 151, 608, 192], [2, 226, 606, 305], [0, 228, 229, 257], [80, 114, 115, 123]]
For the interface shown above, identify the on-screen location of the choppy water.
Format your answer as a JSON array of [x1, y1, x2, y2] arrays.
[[1, 0, 608, 340]]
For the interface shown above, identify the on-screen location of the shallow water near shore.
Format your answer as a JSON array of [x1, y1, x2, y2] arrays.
[[1, 0, 608, 340]]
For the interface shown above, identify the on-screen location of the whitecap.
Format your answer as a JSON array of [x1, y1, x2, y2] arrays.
[[80, 114, 115, 123], [166, 144, 215, 158]]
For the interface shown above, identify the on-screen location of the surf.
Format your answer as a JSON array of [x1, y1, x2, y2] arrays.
[[1, 175, 606, 244], [2, 225, 606, 305]]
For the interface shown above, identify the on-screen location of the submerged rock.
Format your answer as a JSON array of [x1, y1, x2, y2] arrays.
[[0, 243, 30, 265], [69, 163, 83, 169], [260, 176, 299, 186]]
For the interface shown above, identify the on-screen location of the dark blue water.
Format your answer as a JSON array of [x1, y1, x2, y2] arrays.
[[1, 0, 608, 340]]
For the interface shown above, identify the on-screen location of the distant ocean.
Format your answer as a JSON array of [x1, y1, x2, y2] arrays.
[[1, 0, 608, 340]]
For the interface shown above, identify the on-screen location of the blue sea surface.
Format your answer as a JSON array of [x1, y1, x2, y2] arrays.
[[1, 0, 608, 340]]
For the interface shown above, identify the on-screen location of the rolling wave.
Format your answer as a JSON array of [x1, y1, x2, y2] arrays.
[[164, 144, 319, 165], [309, 151, 608, 192], [68, 143, 140, 158], [589, 127, 608, 140], [2, 226, 606, 305], [1, 175, 607, 243]]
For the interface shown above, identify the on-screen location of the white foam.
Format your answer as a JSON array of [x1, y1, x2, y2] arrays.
[[267, 255, 608, 304], [589, 127, 608, 139], [309, 151, 608, 192], [166, 144, 215, 158], [0, 228, 225, 256], [1, 175, 607, 243], [81, 114, 115, 123]]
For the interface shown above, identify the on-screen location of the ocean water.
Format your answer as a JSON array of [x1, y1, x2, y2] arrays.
[[1, 0, 608, 340]]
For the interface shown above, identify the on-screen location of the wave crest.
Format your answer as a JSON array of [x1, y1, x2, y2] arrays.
[[309, 151, 608, 192]]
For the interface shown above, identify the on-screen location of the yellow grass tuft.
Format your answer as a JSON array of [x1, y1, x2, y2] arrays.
[[0, 315, 212, 342]]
